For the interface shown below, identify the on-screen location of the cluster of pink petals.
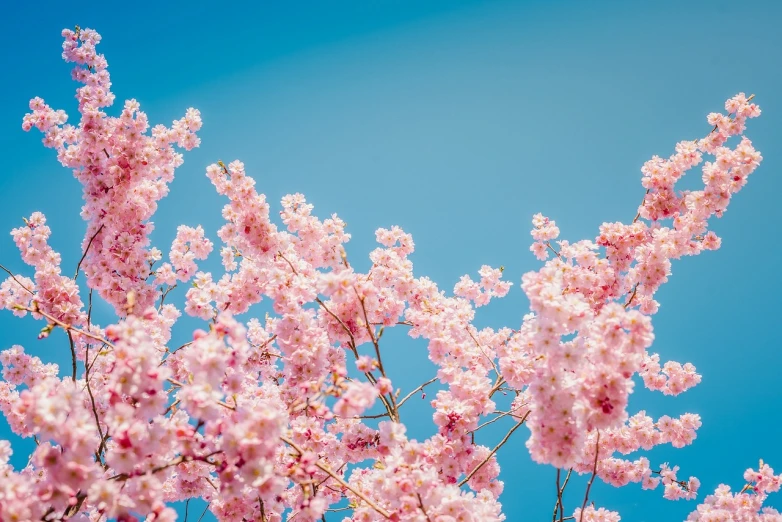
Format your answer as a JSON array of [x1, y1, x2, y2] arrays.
[[687, 464, 782, 521], [2, 212, 86, 328], [0, 27, 776, 522], [21, 27, 202, 316]]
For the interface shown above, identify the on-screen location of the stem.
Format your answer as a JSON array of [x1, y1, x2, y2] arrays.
[[0, 263, 35, 295], [466, 327, 500, 377], [356, 291, 398, 421], [167, 378, 236, 410], [552, 468, 572, 522], [16, 303, 114, 348], [632, 189, 651, 224], [83, 339, 107, 467], [74, 224, 104, 280], [579, 431, 600, 522], [197, 502, 211, 522], [397, 377, 437, 408], [67, 330, 77, 382], [458, 412, 529, 487], [281, 436, 391, 519], [417, 493, 433, 522], [470, 403, 527, 434], [624, 284, 639, 309]]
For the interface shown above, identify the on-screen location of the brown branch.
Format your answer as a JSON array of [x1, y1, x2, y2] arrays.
[[624, 284, 639, 309], [281, 436, 391, 519], [355, 291, 398, 421], [158, 284, 177, 311], [545, 241, 562, 259], [489, 376, 506, 398], [278, 254, 396, 420], [417, 493, 433, 522], [397, 377, 438, 409], [632, 189, 651, 224], [166, 378, 235, 410], [83, 340, 107, 466], [109, 451, 222, 481], [87, 288, 93, 329], [553, 468, 572, 522], [66, 330, 77, 382], [0, 263, 35, 295], [15, 303, 115, 348], [579, 431, 601, 522], [196, 503, 211, 522], [315, 297, 357, 354], [470, 403, 527, 434], [458, 412, 529, 487], [74, 224, 104, 280], [466, 327, 500, 377]]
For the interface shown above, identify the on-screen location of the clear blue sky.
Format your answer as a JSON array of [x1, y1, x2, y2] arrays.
[[1, 1, 780, 520]]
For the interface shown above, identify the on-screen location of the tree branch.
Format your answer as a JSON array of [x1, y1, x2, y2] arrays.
[[579, 431, 600, 522], [458, 412, 529, 487], [281, 436, 391, 519]]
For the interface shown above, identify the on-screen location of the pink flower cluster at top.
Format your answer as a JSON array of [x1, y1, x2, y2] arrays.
[[0, 26, 777, 522], [20, 27, 202, 317]]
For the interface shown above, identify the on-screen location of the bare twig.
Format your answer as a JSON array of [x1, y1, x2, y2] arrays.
[[397, 377, 438, 409], [0, 263, 35, 295], [417, 493, 433, 522], [83, 339, 107, 466], [197, 502, 211, 522], [553, 468, 572, 522], [632, 189, 651, 224], [579, 431, 601, 522], [74, 224, 104, 280], [167, 378, 235, 410], [470, 403, 527, 434], [356, 291, 398, 420], [458, 412, 530, 487], [66, 330, 77, 381], [624, 284, 639, 309], [466, 327, 500, 377], [281, 436, 390, 519], [14, 303, 115, 348]]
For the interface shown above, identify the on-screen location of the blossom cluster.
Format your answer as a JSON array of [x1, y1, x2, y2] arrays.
[[0, 27, 777, 522]]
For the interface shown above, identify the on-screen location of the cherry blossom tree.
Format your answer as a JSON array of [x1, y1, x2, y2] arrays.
[[0, 27, 779, 522]]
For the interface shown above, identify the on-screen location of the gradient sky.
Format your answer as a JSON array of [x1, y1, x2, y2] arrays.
[[1, 1, 780, 521]]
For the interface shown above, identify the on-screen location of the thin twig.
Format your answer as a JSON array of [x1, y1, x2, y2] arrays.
[[355, 292, 399, 420], [87, 288, 93, 328], [458, 412, 530, 487], [466, 327, 500, 377], [632, 189, 651, 224], [167, 378, 235, 410], [417, 493, 433, 522], [579, 431, 601, 522], [15, 303, 114, 348], [553, 468, 572, 522], [196, 502, 211, 522], [397, 377, 438, 408], [624, 284, 639, 309], [489, 376, 506, 398], [83, 337, 107, 467], [281, 436, 391, 519], [67, 330, 77, 382], [471, 403, 527, 434], [0, 263, 34, 295], [74, 224, 104, 280]]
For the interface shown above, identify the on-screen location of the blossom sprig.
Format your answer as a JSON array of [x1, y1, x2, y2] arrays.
[[0, 26, 775, 522]]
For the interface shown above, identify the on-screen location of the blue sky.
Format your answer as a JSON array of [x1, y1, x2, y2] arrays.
[[1, 0, 780, 520]]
